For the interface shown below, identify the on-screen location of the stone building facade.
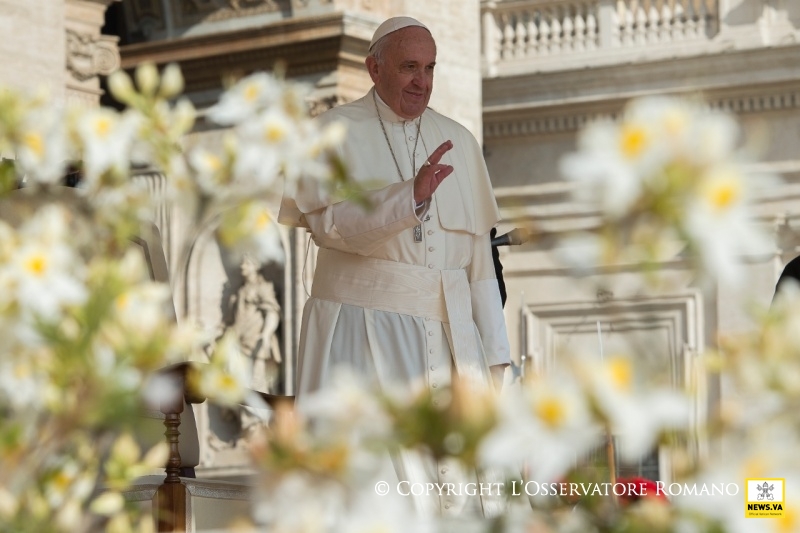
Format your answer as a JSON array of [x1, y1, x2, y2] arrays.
[[4, 0, 800, 483]]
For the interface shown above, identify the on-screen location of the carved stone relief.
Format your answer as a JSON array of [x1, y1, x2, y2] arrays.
[[65, 30, 120, 82], [201, 253, 285, 462], [182, 219, 288, 469], [215, 255, 284, 394]]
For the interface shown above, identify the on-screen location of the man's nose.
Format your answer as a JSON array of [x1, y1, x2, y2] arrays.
[[412, 69, 429, 85]]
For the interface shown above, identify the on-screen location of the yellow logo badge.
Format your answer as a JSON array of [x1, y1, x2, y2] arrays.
[[745, 478, 785, 518]]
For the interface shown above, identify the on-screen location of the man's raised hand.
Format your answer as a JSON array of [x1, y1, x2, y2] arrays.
[[414, 140, 454, 204]]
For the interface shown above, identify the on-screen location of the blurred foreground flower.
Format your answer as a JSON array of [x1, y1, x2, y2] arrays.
[[3, 63, 800, 533], [559, 96, 773, 287], [0, 61, 345, 531]]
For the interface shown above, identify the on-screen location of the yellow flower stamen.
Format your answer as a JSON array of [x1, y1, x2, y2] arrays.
[[244, 83, 259, 103], [619, 124, 648, 160], [52, 471, 72, 492], [93, 117, 112, 138], [204, 154, 222, 172], [115, 293, 129, 311], [607, 357, 632, 390], [703, 174, 742, 212], [264, 123, 285, 143], [217, 374, 238, 391], [24, 254, 47, 277], [536, 396, 566, 429], [22, 132, 44, 158], [255, 212, 270, 230]]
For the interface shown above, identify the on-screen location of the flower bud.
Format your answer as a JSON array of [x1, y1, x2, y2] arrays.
[[172, 98, 196, 136], [90, 492, 124, 516], [135, 62, 159, 97], [159, 63, 184, 99], [108, 70, 135, 104]]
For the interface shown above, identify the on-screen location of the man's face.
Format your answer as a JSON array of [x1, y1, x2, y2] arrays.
[[367, 27, 436, 120]]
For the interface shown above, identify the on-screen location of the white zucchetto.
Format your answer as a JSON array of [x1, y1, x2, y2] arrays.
[[369, 16, 430, 51]]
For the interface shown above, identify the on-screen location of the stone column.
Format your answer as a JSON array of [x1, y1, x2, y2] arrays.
[[64, 0, 121, 108]]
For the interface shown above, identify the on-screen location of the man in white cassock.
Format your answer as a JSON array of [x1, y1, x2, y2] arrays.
[[279, 16, 511, 517]]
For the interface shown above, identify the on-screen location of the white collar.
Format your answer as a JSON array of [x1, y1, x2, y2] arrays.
[[371, 87, 424, 125]]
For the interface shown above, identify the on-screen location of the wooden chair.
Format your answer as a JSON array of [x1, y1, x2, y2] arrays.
[[139, 362, 293, 532]]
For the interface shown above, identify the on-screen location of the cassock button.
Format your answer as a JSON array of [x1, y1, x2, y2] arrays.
[[429, 349, 434, 354], [441, 467, 448, 474], [432, 383, 438, 388], [428, 331, 434, 336], [428, 264, 434, 269], [408, 136, 415, 141], [427, 230, 434, 235], [444, 504, 451, 510], [428, 247, 435, 252]]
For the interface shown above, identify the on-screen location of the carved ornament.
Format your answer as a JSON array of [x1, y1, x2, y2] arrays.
[[66, 29, 121, 82]]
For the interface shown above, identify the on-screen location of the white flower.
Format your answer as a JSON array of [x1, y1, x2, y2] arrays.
[[684, 165, 771, 286], [479, 371, 602, 482], [299, 370, 393, 478], [282, 120, 339, 185], [0, 350, 48, 410], [45, 461, 94, 508], [254, 472, 345, 533], [111, 282, 172, 336], [76, 107, 140, 183], [335, 472, 429, 533], [188, 145, 228, 195], [560, 121, 643, 218], [196, 331, 249, 406], [684, 110, 739, 167], [580, 355, 691, 462], [216, 202, 285, 265], [207, 72, 282, 125], [8, 208, 86, 322], [673, 430, 800, 533], [233, 108, 294, 187], [15, 107, 69, 184]]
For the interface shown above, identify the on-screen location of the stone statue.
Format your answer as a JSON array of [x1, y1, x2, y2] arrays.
[[227, 255, 282, 393]]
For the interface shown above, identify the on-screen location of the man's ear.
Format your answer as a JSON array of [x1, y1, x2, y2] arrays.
[[365, 56, 380, 84]]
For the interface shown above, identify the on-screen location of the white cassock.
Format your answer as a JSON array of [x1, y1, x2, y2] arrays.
[[279, 87, 511, 517]]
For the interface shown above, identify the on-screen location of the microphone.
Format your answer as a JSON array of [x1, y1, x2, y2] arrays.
[[491, 227, 531, 247]]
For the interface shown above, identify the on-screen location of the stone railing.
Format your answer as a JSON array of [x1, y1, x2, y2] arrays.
[[482, 0, 719, 75]]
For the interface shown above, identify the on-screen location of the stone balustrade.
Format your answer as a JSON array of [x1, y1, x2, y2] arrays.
[[482, 0, 720, 75]]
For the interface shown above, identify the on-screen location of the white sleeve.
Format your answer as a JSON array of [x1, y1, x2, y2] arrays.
[[301, 179, 426, 256], [468, 232, 511, 367]]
